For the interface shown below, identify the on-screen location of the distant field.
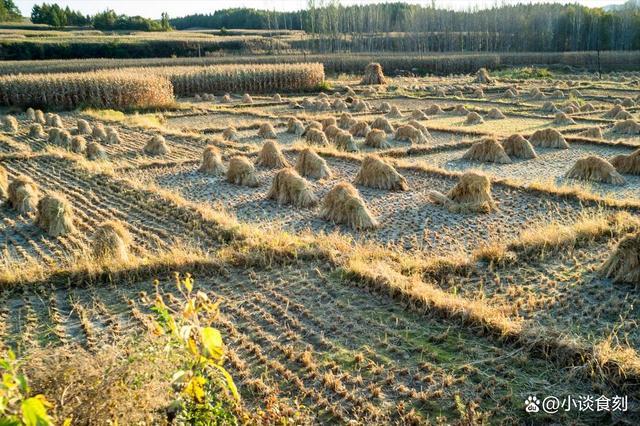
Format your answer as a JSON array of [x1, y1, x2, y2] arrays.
[[2, 50, 640, 77]]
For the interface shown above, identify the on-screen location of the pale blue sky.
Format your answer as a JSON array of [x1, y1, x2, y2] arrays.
[[14, 0, 627, 19]]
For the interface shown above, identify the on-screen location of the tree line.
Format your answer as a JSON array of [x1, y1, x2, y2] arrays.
[[0, 0, 21, 22], [170, 1, 640, 52], [30, 3, 171, 31]]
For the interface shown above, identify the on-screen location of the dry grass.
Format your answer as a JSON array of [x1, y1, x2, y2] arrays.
[[294, 148, 332, 180], [7, 175, 39, 213], [26, 341, 173, 424], [92, 220, 133, 263], [565, 156, 625, 185], [349, 121, 371, 137], [266, 167, 318, 208], [256, 140, 289, 168], [166, 62, 325, 95], [361, 62, 387, 85], [610, 148, 640, 175], [364, 129, 390, 149], [0, 164, 7, 200], [354, 155, 409, 191], [394, 124, 427, 144], [501, 134, 537, 159], [464, 111, 484, 125], [601, 231, 640, 284], [305, 128, 329, 146], [199, 145, 226, 175], [144, 135, 170, 156], [227, 156, 259, 187], [462, 138, 511, 164], [257, 122, 277, 139], [334, 130, 358, 152], [0, 71, 174, 110], [428, 171, 497, 213], [36, 192, 76, 237], [528, 128, 569, 149], [370, 117, 394, 134], [612, 119, 640, 135], [320, 182, 378, 230]]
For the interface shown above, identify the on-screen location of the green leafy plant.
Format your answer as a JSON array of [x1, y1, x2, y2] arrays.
[[0, 350, 54, 426], [150, 272, 239, 425]]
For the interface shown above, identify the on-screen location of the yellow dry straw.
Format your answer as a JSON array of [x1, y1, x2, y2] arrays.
[[0, 70, 174, 110], [165, 63, 325, 96]]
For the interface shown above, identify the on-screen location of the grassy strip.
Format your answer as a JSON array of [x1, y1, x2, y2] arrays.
[[342, 255, 640, 391]]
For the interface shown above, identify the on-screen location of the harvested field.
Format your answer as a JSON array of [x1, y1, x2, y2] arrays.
[[0, 261, 623, 423], [1, 61, 640, 424], [122, 150, 616, 254], [405, 141, 640, 201]]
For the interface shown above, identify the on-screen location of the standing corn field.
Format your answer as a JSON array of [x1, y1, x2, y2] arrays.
[[0, 71, 174, 110], [164, 63, 325, 95]]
